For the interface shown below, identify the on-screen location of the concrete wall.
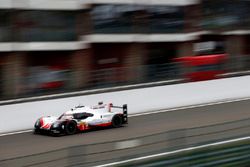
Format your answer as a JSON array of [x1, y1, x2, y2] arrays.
[[1, 76, 250, 133]]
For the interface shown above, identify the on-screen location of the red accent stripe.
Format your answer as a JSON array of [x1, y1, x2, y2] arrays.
[[42, 123, 51, 129], [40, 119, 44, 126], [96, 122, 112, 127], [78, 122, 112, 131]]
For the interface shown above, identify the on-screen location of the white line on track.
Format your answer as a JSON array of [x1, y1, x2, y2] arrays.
[[94, 136, 250, 167], [1, 96, 250, 137], [0, 130, 33, 137], [129, 96, 250, 117]]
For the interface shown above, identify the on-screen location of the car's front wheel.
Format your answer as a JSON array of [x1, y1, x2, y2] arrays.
[[65, 121, 77, 135], [34, 128, 40, 134]]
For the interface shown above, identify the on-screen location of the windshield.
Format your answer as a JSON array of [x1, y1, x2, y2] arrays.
[[58, 113, 73, 120], [73, 112, 94, 119], [58, 112, 94, 120]]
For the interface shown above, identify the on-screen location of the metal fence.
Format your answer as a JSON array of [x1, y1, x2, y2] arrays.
[[77, 55, 250, 92], [89, 63, 182, 88], [1, 118, 250, 167], [1, 54, 250, 101]]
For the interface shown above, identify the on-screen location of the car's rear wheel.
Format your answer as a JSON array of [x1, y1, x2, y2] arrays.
[[112, 115, 122, 128], [65, 121, 77, 135]]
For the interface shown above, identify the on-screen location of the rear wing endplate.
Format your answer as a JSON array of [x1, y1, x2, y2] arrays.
[[111, 104, 128, 124]]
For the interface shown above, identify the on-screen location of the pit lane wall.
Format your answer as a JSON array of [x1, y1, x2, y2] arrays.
[[1, 75, 250, 134]]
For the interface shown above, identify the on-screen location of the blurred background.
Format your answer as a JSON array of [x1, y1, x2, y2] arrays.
[[0, 0, 250, 100]]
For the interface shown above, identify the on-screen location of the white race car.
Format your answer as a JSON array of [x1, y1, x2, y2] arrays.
[[34, 102, 128, 136]]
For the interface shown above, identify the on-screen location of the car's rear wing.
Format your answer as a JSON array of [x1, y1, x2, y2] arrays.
[[111, 104, 128, 124]]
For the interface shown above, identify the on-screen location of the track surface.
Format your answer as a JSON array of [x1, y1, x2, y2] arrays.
[[1, 99, 250, 161]]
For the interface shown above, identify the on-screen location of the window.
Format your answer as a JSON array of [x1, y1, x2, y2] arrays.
[[91, 4, 185, 34], [147, 6, 185, 33], [73, 112, 94, 119], [16, 11, 78, 41], [201, 0, 250, 30], [0, 10, 12, 42], [91, 4, 137, 33]]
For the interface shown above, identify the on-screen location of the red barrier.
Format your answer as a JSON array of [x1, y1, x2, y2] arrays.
[[175, 54, 227, 81]]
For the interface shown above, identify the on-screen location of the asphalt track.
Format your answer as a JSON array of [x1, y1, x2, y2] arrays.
[[1, 99, 250, 163]]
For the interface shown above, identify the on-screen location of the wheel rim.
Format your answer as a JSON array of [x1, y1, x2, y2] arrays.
[[67, 122, 76, 134], [113, 116, 122, 127], [68, 124, 74, 132]]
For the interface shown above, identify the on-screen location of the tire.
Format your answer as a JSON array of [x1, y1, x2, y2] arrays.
[[112, 115, 122, 128], [34, 119, 41, 134], [34, 128, 40, 134], [65, 121, 77, 135]]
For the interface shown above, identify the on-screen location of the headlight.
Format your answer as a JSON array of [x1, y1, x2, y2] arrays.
[[35, 119, 40, 127], [52, 122, 60, 128]]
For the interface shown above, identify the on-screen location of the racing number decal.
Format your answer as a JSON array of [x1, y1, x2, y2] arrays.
[[78, 122, 88, 130]]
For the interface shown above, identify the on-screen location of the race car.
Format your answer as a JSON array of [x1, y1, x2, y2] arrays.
[[34, 102, 128, 136]]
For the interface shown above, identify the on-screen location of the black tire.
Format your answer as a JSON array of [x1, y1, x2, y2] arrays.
[[65, 121, 77, 135], [34, 128, 40, 134], [112, 115, 122, 128], [34, 119, 41, 134]]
